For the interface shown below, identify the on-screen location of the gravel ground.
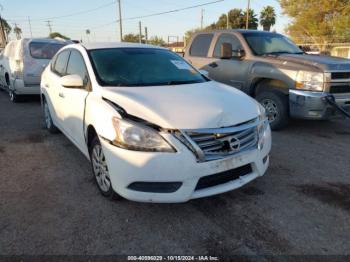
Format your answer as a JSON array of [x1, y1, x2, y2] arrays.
[[0, 90, 349, 259]]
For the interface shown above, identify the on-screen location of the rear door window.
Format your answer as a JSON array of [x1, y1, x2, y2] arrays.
[[29, 42, 65, 59], [189, 34, 213, 57], [66, 50, 89, 87], [52, 50, 70, 76]]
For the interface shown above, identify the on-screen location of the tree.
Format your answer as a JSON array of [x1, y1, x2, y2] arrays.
[[214, 8, 257, 29], [242, 9, 258, 29], [148, 36, 165, 46], [13, 25, 22, 40], [279, 0, 350, 49], [123, 33, 143, 43], [260, 6, 276, 31], [0, 18, 11, 35], [49, 32, 70, 40]]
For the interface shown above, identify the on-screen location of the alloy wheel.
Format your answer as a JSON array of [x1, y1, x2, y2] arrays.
[[91, 144, 111, 192], [261, 99, 279, 123]]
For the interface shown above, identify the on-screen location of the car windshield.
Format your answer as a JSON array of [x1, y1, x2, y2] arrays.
[[242, 32, 303, 56], [89, 48, 207, 87], [29, 42, 65, 59]]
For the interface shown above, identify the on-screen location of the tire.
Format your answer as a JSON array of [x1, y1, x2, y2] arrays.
[[9, 90, 20, 103], [43, 99, 59, 133], [89, 136, 119, 199], [256, 91, 289, 130]]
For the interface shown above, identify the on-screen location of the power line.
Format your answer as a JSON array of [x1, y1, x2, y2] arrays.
[[6, 1, 115, 22], [92, 0, 224, 29], [120, 0, 224, 22]]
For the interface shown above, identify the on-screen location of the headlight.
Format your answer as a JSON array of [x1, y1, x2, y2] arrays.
[[111, 117, 175, 152], [295, 71, 324, 91], [257, 103, 269, 151]]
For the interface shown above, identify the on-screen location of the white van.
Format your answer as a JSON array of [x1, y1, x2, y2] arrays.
[[0, 38, 68, 102]]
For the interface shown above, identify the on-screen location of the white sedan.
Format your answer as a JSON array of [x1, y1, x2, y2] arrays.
[[41, 42, 271, 203]]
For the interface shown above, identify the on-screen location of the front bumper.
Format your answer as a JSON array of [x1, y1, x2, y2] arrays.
[[100, 129, 271, 203], [289, 90, 350, 120]]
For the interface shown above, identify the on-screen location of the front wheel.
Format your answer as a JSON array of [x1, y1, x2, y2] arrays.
[[256, 91, 289, 130], [43, 99, 58, 133], [89, 137, 119, 199]]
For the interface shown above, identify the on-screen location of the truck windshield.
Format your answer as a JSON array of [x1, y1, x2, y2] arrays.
[[89, 48, 207, 87], [242, 32, 303, 56], [29, 42, 65, 59]]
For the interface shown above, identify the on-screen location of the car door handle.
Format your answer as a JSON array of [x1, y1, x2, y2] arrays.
[[59, 92, 65, 98], [44, 83, 49, 88], [208, 62, 218, 68]]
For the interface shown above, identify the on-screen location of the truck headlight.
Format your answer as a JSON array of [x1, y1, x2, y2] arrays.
[[257, 104, 269, 151], [295, 71, 324, 91], [111, 117, 175, 152]]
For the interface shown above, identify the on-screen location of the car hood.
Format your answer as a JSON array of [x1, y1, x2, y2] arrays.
[[269, 54, 350, 71], [101, 81, 259, 129]]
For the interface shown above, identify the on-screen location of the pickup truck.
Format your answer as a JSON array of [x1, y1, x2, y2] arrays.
[[184, 30, 350, 130]]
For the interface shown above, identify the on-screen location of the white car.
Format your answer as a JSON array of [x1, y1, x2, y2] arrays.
[[0, 38, 67, 102], [41, 42, 271, 203]]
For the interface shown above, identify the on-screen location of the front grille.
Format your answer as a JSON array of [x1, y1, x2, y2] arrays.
[[331, 72, 350, 80], [183, 119, 258, 162], [195, 164, 252, 190], [329, 85, 350, 94]]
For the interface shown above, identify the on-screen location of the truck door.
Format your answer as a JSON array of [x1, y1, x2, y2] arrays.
[[186, 33, 214, 70], [205, 33, 251, 92]]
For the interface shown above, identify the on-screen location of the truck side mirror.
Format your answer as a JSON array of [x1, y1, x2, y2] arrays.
[[221, 43, 233, 59], [233, 49, 245, 59]]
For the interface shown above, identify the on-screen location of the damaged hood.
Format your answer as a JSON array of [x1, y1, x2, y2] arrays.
[[101, 81, 259, 129]]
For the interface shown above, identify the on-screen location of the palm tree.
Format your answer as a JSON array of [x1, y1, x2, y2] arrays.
[[260, 6, 276, 31], [13, 24, 22, 40]]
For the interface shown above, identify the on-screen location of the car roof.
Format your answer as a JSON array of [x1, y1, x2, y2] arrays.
[[80, 42, 167, 50]]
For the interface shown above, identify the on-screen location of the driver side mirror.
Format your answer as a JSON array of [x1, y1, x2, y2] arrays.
[[233, 49, 245, 59], [220, 43, 233, 59], [60, 74, 84, 88]]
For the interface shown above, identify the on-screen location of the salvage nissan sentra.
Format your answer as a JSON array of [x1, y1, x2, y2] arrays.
[[40, 42, 271, 203]]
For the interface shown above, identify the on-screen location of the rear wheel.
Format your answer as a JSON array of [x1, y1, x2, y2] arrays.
[[9, 89, 20, 103], [89, 136, 119, 199], [256, 91, 289, 130], [43, 99, 58, 133]]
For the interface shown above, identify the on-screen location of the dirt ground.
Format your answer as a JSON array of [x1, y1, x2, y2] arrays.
[[0, 90, 349, 259]]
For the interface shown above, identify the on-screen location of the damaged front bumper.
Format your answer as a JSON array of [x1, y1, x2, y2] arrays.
[[289, 90, 350, 120], [100, 127, 271, 203]]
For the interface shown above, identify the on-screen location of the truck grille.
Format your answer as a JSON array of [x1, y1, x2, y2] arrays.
[[180, 118, 259, 162], [331, 72, 350, 80], [329, 85, 350, 94]]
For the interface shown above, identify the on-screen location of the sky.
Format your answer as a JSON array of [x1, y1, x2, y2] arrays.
[[1, 0, 290, 42]]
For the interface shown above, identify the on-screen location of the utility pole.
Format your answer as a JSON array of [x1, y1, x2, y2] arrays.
[[138, 21, 142, 44], [117, 0, 123, 41], [46, 20, 52, 34], [245, 0, 250, 29], [145, 27, 148, 44], [200, 9, 204, 29], [227, 11, 229, 29], [28, 16, 32, 38]]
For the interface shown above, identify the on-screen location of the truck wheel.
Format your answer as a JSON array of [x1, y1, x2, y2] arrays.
[[256, 91, 289, 130], [43, 99, 59, 133], [89, 136, 120, 200]]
